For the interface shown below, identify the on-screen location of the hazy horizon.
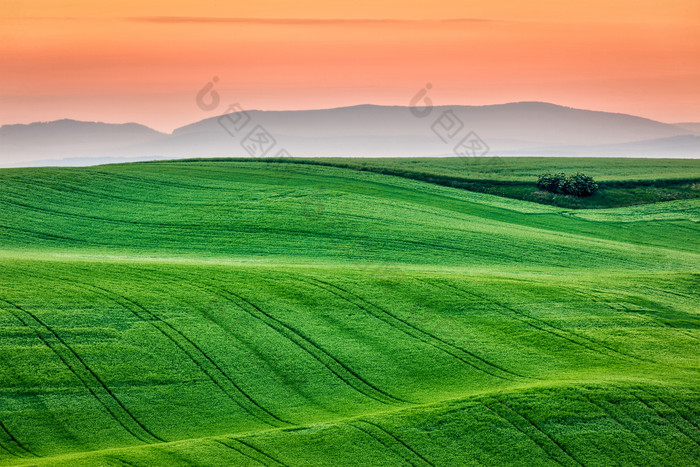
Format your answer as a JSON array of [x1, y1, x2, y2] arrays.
[[4, 100, 700, 136], [3, 101, 700, 167]]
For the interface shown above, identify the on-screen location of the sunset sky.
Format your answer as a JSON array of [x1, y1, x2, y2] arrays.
[[2, 0, 699, 132]]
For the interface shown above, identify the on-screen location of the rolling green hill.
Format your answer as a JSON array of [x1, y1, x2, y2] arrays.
[[0, 160, 698, 466], [298, 156, 700, 182], [239, 157, 700, 209]]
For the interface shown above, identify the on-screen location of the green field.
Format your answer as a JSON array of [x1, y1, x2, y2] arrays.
[[0, 159, 698, 465], [301, 157, 700, 181], [242, 157, 700, 209]]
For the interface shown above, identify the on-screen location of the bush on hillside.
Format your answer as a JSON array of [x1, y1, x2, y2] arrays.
[[564, 172, 599, 196], [537, 172, 598, 197], [536, 172, 567, 193]]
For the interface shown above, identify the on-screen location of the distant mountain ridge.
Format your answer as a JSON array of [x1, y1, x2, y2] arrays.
[[2, 103, 699, 166], [0, 120, 167, 163], [673, 122, 700, 135]]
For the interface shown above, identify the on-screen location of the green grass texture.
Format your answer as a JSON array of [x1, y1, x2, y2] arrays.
[[212, 156, 700, 209], [0, 160, 698, 466]]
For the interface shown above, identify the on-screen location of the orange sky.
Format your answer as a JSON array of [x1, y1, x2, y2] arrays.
[[2, 0, 699, 132]]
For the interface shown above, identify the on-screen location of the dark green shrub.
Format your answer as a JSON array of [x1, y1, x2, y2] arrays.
[[537, 172, 566, 192], [537, 172, 598, 197], [564, 172, 598, 196]]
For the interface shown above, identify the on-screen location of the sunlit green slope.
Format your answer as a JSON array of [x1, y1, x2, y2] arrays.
[[0, 161, 697, 466]]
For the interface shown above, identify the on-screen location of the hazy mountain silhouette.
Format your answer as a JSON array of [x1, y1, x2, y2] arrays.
[[673, 122, 700, 135], [0, 120, 166, 165], [2, 103, 698, 166]]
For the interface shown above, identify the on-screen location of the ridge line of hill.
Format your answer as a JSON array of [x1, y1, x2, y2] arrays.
[[147, 157, 700, 209]]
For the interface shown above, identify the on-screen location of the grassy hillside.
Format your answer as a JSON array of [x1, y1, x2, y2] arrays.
[[0, 160, 698, 465], [225, 157, 700, 209], [302, 157, 700, 181]]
